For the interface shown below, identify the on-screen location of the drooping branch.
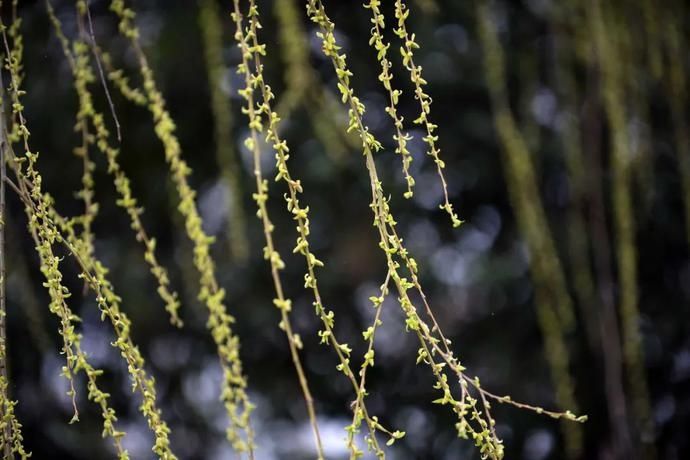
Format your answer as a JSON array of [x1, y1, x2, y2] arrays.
[[232, 2, 403, 457], [109, 0, 255, 454], [306, 1, 586, 459], [393, 0, 462, 227], [2, 10, 172, 457], [232, 2, 324, 457]]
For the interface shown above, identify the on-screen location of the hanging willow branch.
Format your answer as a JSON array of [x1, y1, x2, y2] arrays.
[[3, 116, 168, 460], [394, 0, 461, 227], [48, 0, 183, 327], [1, 30, 133, 460], [305, 1, 586, 459], [364, 0, 416, 201], [7, 172, 130, 459], [232, 2, 403, 457], [109, 0, 255, 454], [231, 2, 324, 457]]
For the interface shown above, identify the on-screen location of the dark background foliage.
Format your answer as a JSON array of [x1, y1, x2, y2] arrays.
[[4, 0, 690, 459]]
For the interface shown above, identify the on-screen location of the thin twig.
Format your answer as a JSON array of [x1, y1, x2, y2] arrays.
[[85, 0, 121, 142]]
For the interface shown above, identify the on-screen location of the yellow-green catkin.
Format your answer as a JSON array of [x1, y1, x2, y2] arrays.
[[364, 0, 416, 199], [198, 0, 249, 264], [11, 162, 130, 458], [476, 2, 582, 457], [393, 0, 462, 227], [588, 0, 655, 454], [273, 0, 352, 164], [8, 115, 166, 458], [10, 197, 127, 459], [109, 0, 255, 453], [0, 374, 30, 460], [350, 271, 392, 458], [54, 208, 173, 459], [231, 3, 324, 457], [233, 2, 394, 456], [5, 1, 24, 146]]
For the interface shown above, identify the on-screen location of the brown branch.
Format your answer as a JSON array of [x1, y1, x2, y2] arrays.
[[85, 0, 122, 142]]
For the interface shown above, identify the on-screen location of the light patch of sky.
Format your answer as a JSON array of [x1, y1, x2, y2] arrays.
[[120, 420, 156, 459], [80, 321, 114, 368], [522, 428, 555, 460], [354, 280, 414, 360], [530, 87, 557, 127], [406, 218, 441, 256], [199, 179, 230, 236], [265, 416, 368, 459], [182, 358, 224, 413], [40, 353, 75, 414], [413, 171, 445, 211], [362, 92, 388, 133]]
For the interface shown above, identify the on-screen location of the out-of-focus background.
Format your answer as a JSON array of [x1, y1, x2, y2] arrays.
[[3, 0, 690, 458]]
